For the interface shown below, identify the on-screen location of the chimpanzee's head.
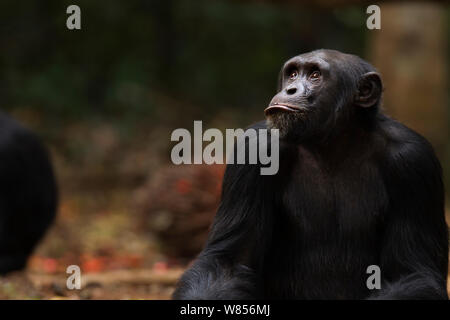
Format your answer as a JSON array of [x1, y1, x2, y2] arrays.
[[265, 49, 383, 141]]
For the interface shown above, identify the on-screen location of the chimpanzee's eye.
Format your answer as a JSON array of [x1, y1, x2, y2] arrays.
[[309, 70, 321, 81], [289, 70, 298, 80]]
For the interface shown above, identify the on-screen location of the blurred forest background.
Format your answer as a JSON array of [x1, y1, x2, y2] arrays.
[[0, 0, 448, 299]]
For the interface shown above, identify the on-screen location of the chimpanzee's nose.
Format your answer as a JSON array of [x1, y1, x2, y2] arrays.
[[286, 86, 297, 95]]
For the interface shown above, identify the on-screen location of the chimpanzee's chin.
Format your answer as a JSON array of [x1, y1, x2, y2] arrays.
[[266, 112, 305, 139]]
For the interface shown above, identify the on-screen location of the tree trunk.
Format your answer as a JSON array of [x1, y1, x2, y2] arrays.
[[369, 2, 448, 158]]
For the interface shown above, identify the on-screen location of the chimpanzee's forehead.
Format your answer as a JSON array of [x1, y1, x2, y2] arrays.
[[284, 49, 351, 69], [283, 51, 331, 70]]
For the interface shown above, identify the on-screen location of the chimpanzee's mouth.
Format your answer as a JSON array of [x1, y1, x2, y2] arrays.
[[264, 103, 304, 116]]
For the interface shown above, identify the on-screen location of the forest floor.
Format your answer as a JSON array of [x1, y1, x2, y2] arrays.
[[0, 185, 184, 300]]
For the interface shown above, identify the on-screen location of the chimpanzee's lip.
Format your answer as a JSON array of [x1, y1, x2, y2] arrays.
[[264, 103, 303, 115]]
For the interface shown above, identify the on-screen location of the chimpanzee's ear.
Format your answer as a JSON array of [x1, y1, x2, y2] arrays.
[[355, 72, 382, 108]]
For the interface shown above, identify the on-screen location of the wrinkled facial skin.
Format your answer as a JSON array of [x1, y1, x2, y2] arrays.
[[265, 50, 361, 142]]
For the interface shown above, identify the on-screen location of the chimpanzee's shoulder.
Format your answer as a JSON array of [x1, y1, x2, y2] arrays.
[[376, 114, 440, 170], [0, 112, 41, 149], [377, 114, 424, 144]]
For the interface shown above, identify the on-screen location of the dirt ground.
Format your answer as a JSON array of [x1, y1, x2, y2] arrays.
[[0, 268, 180, 300], [0, 183, 185, 300]]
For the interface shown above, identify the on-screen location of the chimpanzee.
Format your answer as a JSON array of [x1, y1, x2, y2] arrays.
[[0, 112, 57, 274], [173, 49, 449, 299]]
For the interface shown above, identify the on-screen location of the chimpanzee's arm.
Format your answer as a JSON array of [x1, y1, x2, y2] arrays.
[[370, 135, 448, 300], [173, 122, 276, 299]]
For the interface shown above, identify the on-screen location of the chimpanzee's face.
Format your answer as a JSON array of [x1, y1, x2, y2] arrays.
[[265, 49, 382, 141]]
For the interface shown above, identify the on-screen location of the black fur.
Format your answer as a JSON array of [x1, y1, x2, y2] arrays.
[[0, 113, 58, 274], [173, 50, 448, 299]]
